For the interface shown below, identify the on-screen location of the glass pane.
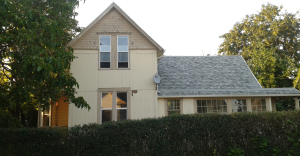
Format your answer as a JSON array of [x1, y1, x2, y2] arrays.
[[100, 36, 111, 52], [102, 93, 112, 109], [117, 92, 127, 108], [223, 106, 227, 113], [118, 52, 128, 62], [242, 99, 246, 106], [117, 109, 127, 121], [197, 100, 201, 107], [202, 100, 206, 106], [252, 106, 256, 112], [118, 36, 128, 52], [118, 62, 128, 68], [207, 107, 213, 113], [100, 62, 110, 68], [118, 36, 128, 45], [197, 107, 202, 113], [207, 100, 211, 107], [261, 99, 266, 105], [202, 107, 207, 113], [102, 110, 112, 123], [262, 106, 266, 111], [118, 46, 128, 52], [242, 106, 247, 112], [100, 52, 110, 62], [251, 99, 255, 105]]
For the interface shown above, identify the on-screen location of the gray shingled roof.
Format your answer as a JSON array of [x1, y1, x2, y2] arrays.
[[157, 56, 300, 97]]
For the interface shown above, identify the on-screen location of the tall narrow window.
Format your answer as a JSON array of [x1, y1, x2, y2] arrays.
[[100, 36, 111, 68], [117, 36, 128, 68], [116, 92, 127, 121], [101, 92, 112, 123], [167, 100, 180, 115]]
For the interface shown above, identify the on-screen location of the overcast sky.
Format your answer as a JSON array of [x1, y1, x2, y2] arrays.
[[75, 0, 300, 56]]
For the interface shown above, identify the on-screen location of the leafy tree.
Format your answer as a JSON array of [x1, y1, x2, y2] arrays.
[[218, 3, 300, 89], [0, 0, 90, 127]]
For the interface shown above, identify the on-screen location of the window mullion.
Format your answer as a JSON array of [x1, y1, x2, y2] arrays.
[[112, 91, 117, 121]]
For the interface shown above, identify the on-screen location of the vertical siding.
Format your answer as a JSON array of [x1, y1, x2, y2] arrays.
[[51, 96, 69, 126], [69, 49, 158, 126], [68, 91, 97, 127], [157, 99, 165, 117], [71, 50, 98, 92]]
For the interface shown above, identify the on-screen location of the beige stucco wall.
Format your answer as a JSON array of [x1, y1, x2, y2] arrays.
[[69, 49, 157, 126], [157, 99, 165, 117], [182, 98, 195, 114]]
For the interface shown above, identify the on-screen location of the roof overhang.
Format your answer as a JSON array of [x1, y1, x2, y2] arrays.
[[157, 88, 300, 98], [158, 94, 300, 98]]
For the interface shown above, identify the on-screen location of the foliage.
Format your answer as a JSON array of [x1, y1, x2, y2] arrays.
[[218, 3, 300, 89], [1, 111, 300, 155], [0, 0, 90, 127]]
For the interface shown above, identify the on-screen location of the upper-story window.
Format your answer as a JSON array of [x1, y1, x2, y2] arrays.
[[118, 36, 128, 68], [100, 35, 111, 68], [99, 35, 129, 69]]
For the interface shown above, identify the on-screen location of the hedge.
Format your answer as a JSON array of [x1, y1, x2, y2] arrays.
[[1, 111, 300, 155]]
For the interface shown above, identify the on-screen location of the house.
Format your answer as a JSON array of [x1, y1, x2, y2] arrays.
[[38, 3, 300, 127]]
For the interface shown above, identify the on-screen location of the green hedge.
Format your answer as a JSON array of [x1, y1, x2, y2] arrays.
[[1, 111, 300, 155]]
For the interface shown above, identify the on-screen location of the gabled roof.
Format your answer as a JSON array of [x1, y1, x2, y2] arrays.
[[67, 2, 164, 54], [157, 55, 300, 97]]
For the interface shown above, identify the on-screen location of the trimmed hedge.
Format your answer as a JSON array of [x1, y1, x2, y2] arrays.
[[1, 111, 300, 155]]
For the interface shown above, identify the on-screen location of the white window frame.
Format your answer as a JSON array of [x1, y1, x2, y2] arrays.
[[100, 92, 113, 123], [99, 35, 111, 69], [117, 35, 129, 69]]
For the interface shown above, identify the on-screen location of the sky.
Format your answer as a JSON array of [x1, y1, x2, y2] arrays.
[[75, 0, 300, 56]]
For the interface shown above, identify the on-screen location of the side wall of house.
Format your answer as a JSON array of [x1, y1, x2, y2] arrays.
[[69, 49, 157, 126]]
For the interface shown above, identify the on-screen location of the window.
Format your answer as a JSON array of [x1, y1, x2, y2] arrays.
[[251, 99, 266, 112], [197, 99, 227, 113], [100, 36, 111, 68], [167, 100, 180, 115], [232, 99, 247, 112], [99, 35, 129, 69], [100, 91, 128, 123], [118, 36, 128, 68]]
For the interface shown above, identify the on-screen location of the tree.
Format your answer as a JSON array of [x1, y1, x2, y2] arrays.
[[0, 0, 90, 127], [218, 3, 300, 89]]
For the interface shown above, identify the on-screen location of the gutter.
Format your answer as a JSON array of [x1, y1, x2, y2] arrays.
[[157, 94, 300, 98]]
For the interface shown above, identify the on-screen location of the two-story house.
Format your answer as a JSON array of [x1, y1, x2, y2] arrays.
[[38, 3, 300, 127]]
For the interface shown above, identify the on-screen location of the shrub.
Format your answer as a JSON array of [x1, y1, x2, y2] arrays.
[[0, 111, 300, 155]]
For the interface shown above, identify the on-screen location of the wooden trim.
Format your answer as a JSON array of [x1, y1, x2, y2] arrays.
[[164, 98, 181, 116], [97, 88, 131, 124], [97, 32, 131, 35], [98, 35, 131, 71]]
